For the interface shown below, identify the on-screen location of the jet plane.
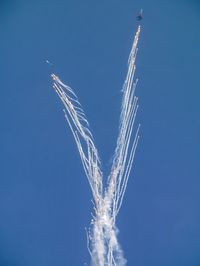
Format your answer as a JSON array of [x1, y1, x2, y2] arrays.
[[136, 9, 143, 21]]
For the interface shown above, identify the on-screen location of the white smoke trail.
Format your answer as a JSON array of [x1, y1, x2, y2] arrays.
[[51, 25, 141, 265]]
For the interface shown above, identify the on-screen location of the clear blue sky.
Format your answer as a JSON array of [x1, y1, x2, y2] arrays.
[[1, 0, 200, 265]]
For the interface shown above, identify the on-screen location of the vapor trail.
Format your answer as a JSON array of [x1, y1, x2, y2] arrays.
[[51, 25, 141, 265]]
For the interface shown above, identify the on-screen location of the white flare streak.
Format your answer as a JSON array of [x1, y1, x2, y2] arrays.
[[51, 25, 141, 266]]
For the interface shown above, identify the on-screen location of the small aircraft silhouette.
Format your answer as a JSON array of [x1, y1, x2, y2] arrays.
[[136, 9, 143, 21]]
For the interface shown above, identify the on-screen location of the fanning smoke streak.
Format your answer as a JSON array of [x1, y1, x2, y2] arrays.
[[51, 25, 141, 265]]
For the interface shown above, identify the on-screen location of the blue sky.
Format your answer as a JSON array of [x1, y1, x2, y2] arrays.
[[1, 0, 200, 265]]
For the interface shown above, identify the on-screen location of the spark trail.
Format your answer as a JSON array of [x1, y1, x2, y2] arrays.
[[51, 25, 141, 266]]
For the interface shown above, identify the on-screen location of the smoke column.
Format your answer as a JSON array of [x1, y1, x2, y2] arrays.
[[51, 25, 141, 266]]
